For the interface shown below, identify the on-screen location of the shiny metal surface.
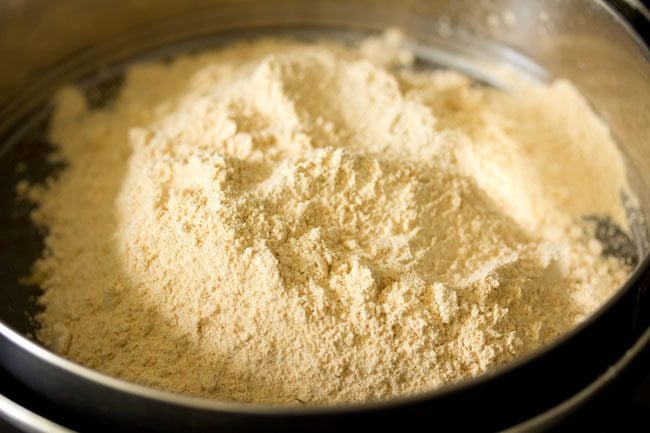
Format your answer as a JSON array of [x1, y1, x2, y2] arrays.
[[503, 327, 650, 433], [0, 393, 74, 433], [0, 1, 648, 431]]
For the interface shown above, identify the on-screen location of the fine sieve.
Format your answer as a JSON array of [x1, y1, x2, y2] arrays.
[[0, 1, 648, 431]]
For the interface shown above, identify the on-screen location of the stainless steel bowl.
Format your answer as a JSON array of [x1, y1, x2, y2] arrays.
[[0, 1, 648, 431]]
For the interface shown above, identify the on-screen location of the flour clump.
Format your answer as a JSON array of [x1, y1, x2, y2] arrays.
[[29, 33, 631, 404]]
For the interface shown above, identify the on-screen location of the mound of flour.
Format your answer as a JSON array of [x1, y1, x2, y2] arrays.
[[29, 34, 630, 404]]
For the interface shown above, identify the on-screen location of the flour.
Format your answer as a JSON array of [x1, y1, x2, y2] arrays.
[[29, 32, 631, 405]]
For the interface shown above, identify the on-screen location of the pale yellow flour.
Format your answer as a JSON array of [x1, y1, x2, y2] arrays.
[[28, 33, 631, 405]]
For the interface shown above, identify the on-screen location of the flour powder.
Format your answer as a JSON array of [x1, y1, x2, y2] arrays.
[[27, 32, 631, 404]]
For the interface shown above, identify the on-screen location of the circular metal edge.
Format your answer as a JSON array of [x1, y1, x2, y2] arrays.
[[501, 326, 650, 433], [0, 393, 75, 433]]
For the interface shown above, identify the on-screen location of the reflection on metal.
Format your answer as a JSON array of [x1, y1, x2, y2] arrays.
[[0, 393, 75, 433]]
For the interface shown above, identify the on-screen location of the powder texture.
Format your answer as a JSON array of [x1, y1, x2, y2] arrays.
[[29, 34, 631, 404]]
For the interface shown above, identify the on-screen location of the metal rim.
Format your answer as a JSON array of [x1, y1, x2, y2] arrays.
[[0, 393, 75, 433], [501, 326, 650, 433], [0, 0, 648, 417], [1, 328, 646, 433]]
